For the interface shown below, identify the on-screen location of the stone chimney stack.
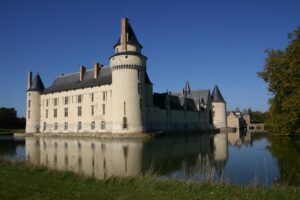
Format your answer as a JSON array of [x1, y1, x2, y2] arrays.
[[121, 18, 128, 52], [27, 71, 32, 90], [79, 66, 86, 81], [93, 63, 102, 79]]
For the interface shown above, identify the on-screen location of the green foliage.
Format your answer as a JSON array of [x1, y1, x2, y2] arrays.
[[0, 107, 25, 129], [248, 109, 268, 123], [258, 27, 300, 135]]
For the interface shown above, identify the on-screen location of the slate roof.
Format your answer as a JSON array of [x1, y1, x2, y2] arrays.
[[43, 67, 152, 94], [212, 85, 225, 103], [189, 90, 211, 104], [114, 20, 143, 48], [242, 109, 249, 115], [153, 90, 207, 111], [28, 74, 45, 92]]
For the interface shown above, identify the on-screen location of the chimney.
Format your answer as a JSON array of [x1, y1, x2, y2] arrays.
[[79, 66, 86, 81], [93, 63, 102, 79], [121, 18, 127, 52], [27, 71, 32, 90]]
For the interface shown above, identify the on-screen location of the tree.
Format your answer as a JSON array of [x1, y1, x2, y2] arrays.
[[0, 107, 25, 129], [258, 27, 300, 135]]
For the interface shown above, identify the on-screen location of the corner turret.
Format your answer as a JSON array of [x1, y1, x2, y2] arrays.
[[26, 72, 44, 133], [212, 85, 227, 129]]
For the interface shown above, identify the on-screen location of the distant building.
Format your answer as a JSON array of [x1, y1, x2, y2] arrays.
[[25, 18, 228, 134], [227, 108, 264, 132]]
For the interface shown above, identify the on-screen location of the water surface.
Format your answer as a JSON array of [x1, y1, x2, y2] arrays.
[[1, 133, 299, 186]]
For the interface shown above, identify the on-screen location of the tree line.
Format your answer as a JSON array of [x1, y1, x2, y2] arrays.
[[0, 107, 25, 129], [258, 27, 300, 135]]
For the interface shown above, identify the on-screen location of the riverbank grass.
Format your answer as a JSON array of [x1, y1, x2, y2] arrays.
[[1, 161, 300, 199]]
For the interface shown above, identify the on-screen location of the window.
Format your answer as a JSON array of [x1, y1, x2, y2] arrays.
[[78, 107, 82, 116], [46, 99, 49, 107], [27, 111, 30, 119], [102, 104, 105, 115], [91, 105, 94, 116], [46, 109, 48, 118], [138, 83, 142, 94], [91, 121, 95, 130], [124, 102, 126, 115], [54, 109, 57, 118], [64, 122, 68, 130], [78, 95, 82, 103], [64, 97, 69, 105], [123, 117, 128, 129], [91, 93, 94, 102], [102, 92, 106, 101], [54, 98, 58, 106], [28, 100, 31, 108], [54, 122, 58, 130], [43, 122, 47, 131], [64, 108, 68, 117], [101, 121, 106, 129], [137, 70, 141, 80], [140, 99, 142, 110], [77, 122, 82, 131]]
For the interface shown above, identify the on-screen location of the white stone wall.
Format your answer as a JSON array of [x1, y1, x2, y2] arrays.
[[110, 53, 146, 133], [227, 112, 240, 129], [26, 91, 41, 133], [40, 84, 112, 133], [212, 102, 227, 128], [146, 106, 213, 132]]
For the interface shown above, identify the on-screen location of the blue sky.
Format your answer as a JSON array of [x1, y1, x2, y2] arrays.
[[0, 0, 299, 117]]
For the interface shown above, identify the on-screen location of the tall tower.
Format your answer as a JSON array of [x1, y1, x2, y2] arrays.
[[26, 72, 45, 133], [109, 18, 147, 133], [212, 85, 227, 129]]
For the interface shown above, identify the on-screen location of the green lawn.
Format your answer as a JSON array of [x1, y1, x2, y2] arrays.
[[0, 160, 300, 200], [0, 129, 24, 135]]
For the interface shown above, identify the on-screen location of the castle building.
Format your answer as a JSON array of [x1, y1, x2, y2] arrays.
[[25, 18, 227, 134]]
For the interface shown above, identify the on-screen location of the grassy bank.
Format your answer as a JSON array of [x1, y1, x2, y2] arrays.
[[0, 161, 300, 199], [0, 129, 24, 135]]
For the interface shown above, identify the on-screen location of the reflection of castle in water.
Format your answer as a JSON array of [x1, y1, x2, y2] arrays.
[[227, 130, 253, 147], [26, 134, 228, 180]]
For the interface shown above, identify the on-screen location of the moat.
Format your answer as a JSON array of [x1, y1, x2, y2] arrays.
[[1, 132, 299, 186]]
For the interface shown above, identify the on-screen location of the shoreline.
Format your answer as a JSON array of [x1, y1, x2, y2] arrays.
[[27, 129, 220, 139]]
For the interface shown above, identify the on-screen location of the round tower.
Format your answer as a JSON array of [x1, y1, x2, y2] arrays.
[[110, 18, 147, 133], [212, 85, 227, 129], [26, 72, 45, 133]]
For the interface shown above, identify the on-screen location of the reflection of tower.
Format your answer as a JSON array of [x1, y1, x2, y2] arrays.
[[123, 145, 128, 173], [25, 137, 40, 165], [213, 133, 228, 174], [25, 72, 45, 133], [212, 85, 227, 129]]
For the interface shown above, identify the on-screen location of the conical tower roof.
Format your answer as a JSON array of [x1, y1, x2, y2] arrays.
[[212, 85, 225, 103], [114, 18, 142, 48], [28, 74, 45, 92], [185, 80, 191, 96]]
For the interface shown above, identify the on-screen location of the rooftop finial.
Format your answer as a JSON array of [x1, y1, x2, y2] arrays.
[[185, 80, 191, 96]]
